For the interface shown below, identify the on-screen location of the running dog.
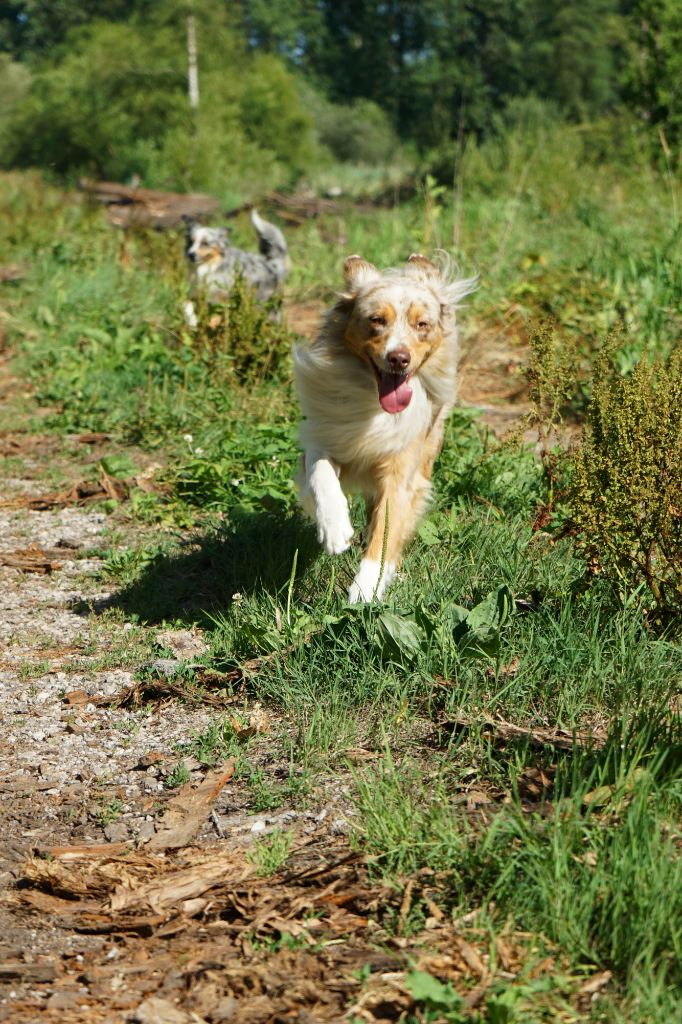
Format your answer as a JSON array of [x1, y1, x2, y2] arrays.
[[294, 253, 476, 603], [184, 209, 287, 326]]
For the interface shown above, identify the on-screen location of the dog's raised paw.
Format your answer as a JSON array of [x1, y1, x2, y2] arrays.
[[317, 512, 354, 555]]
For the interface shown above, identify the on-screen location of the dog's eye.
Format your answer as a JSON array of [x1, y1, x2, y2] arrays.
[[369, 315, 386, 328], [417, 320, 430, 331]]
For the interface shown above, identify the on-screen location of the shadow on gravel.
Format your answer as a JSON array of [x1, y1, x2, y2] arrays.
[[109, 510, 318, 625]]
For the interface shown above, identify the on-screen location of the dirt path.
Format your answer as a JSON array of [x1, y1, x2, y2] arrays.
[[0, 318, 534, 1022]]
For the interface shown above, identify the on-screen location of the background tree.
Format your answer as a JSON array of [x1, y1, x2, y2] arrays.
[[623, 0, 682, 146]]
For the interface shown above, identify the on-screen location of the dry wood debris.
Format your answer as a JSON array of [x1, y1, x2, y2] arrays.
[[3, 839, 605, 1022]]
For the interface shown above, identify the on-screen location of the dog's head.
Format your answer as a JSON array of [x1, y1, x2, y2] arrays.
[[185, 222, 230, 265], [338, 254, 476, 414]]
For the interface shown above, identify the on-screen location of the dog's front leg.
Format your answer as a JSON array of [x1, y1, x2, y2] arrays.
[[302, 452, 354, 555], [183, 300, 198, 329]]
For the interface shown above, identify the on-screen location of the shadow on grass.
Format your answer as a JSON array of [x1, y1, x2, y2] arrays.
[[111, 510, 319, 626]]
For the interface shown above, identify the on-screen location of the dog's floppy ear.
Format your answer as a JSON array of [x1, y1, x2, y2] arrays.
[[343, 255, 380, 292], [406, 253, 440, 282], [408, 252, 478, 310]]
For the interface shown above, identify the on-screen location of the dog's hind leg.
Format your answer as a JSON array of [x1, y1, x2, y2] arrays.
[[301, 451, 354, 556]]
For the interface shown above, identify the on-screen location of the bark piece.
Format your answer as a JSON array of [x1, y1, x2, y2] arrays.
[[146, 762, 235, 851]]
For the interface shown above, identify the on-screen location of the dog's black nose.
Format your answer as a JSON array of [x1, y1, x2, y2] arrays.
[[387, 347, 411, 371]]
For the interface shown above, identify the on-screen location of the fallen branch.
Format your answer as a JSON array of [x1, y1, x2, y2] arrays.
[[0, 543, 77, 574], [79, 178, 219, 228], [437, 704, 607, 752]]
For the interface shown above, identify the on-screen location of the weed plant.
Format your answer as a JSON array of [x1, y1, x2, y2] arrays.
[[571, 348, 682, 624]]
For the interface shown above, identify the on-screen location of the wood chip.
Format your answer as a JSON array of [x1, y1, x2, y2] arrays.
[[0, 543, 69, 574], [230, 702, 270, 738], [75, 432, 111, 444], [0, 264, 23, 282], [0, 961, 57, 982], [0, 468, 129, 511], [146, 762, 235, 851], [42, 842, 132, 860], [439, 709, 606, 751], [579, 969, 612, 995], [0, 777, 61, 793], [63, 689, 90, 705], [133, 995, 203, 1024], [455, 936, 487, 977], [136, 751, 166, 769], [109, 850, 253, 914], [398, 878, 415, 934]]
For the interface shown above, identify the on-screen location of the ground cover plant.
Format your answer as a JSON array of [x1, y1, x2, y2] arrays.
[[0, 120, 681, 1022]]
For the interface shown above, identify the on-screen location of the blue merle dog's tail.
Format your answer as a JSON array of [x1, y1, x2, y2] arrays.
[[250, 208, 287, 263]]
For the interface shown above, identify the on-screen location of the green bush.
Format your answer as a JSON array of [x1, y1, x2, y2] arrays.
[[1, 10, 318, 201], [314, 96, 400, 165], [571, 348, 682, 622]]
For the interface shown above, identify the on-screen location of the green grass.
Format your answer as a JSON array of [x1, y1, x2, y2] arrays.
[[0, 135, 680, 1022], [247, 829, 295, 876]]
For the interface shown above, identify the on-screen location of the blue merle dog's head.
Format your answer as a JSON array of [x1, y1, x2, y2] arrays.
[[184, 221, 231, 265]]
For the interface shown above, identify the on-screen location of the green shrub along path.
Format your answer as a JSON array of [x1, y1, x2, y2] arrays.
[[0, 158, 680, 1023]]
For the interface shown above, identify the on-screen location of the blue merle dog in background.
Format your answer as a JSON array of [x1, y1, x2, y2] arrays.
[[184, 209, 288, 327]]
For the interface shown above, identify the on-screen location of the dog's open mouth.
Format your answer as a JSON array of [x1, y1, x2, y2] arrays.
[[371, 364, 413, 414]]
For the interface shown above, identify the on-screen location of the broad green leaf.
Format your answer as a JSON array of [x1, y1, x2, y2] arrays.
[[417, 519, 441, 545], [405, 970, 462, 1012], [467, 585, 514, 638], [376, 611, 424, 660], [100, 454, 136, 478]]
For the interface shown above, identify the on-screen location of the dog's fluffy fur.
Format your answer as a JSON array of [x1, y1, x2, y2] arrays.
[[294, 253, 476, 603], [184, 209, 287, 326]]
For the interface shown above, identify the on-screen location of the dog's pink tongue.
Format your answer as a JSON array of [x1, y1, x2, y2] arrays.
[[378, 373, 413, 414]]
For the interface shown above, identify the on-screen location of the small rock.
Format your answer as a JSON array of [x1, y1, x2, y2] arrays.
[[148, 657, 187, 678], [142, 778, 163, 794], [103, 821, 130, 843], [156, 628, 207, 661], [133, 996, 194, 1024], [210, 996, 239, 1022], [135, 820, 156, 841], [46, 990, 82, 1011], [136, 751, 165, 769], [65, 720, 87, 735], [250, 820, 266, 833]]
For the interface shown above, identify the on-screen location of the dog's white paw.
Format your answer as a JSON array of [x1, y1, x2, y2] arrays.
[[317, 506, 354, 555], [184, 300, 198, 329], [348, 559, 395, 603]]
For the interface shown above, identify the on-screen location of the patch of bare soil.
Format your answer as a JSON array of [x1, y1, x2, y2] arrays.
[[457, 311, 532, 435]]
